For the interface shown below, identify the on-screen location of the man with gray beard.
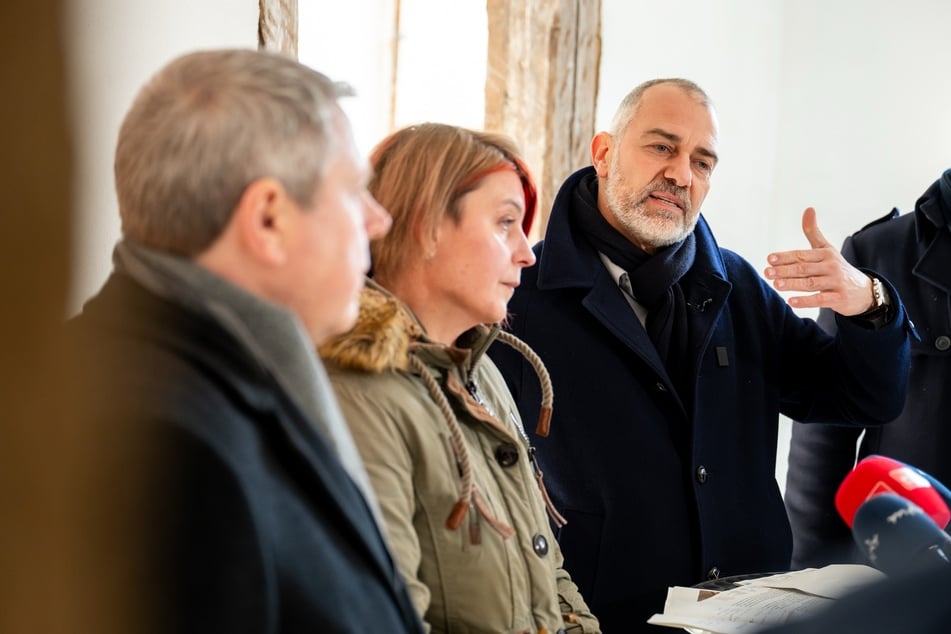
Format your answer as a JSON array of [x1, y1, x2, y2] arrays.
[[489, 78, 914, 633]]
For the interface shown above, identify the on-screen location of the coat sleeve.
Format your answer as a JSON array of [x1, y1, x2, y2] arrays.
[[329, 372, 433, 631], [552, 539, 602, 632], [774, 230, 912, 427]]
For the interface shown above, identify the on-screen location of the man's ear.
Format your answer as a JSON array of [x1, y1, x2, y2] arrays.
[[591, 131, 614, 178], [233, 177, 293, 266]]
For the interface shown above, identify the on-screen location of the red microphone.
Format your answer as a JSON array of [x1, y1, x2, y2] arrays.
[[835, 455, 951, 530]]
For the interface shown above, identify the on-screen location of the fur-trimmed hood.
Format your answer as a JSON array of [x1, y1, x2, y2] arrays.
[[319, 279, 502, 375], [322, 278, 554, 435], [319, 280, 423, 373]]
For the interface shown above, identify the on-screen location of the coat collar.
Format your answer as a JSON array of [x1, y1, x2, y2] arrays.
[[536, 167, 609, 290], [913, 174, 951, 295]]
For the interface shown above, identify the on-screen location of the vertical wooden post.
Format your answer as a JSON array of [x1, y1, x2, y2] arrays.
[[259, 0, 299, 57], [486, 0, 601, 239]]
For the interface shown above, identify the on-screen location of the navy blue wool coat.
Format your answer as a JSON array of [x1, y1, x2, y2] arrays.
[[490, 166, 913, 633]]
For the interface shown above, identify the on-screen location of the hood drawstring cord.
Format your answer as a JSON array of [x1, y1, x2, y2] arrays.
[[494, 331, 566, 528], [410, 329, 568, 533], [494, 331, 553, 437], [408, 354, 515, 537]]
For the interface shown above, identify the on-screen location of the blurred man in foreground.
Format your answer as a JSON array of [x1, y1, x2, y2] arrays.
[[68, 48, 423, 633]]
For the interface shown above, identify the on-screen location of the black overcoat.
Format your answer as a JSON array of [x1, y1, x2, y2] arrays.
[[70, 272, 424, 634], [786, 170, 951, 568]]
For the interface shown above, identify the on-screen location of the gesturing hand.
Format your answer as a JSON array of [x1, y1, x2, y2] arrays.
[[764, 207, 875, 316]]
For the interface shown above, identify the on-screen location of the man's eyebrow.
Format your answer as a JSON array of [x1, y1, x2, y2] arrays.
[[642, 127, 718, 164], [696, 146, 718, 164], [642, 127, 679, 143]]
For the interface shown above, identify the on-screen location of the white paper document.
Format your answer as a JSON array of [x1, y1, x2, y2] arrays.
[[647, 564, 885, 634]]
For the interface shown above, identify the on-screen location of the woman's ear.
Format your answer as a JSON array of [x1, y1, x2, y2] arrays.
[[414, 219, 441, 261], [233, 177, 293, 266]]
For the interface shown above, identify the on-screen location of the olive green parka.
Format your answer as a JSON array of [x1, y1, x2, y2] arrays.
[[321, 282, 599, 634]]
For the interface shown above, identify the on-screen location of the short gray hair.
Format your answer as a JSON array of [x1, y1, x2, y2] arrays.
[[115, 48, 347, 256], [609, 78, 712, 140]]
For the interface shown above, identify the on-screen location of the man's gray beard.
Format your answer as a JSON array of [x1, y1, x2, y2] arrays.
[[604, 176, 697, 250]]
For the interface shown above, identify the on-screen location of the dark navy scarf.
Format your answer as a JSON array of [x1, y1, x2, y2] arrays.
[[570, 171, 696, 396]]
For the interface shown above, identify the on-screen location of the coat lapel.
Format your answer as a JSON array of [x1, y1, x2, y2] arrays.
[[236, 369, 402, 586], [581, 264, 669, 378], [147, 293, 405, 599], [913, 225, 951, 296]]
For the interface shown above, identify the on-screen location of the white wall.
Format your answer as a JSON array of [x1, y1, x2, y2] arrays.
[[598, 0, 951, 490], [299, 0, 397, 158], [65, 0, 258, 312], [769, 0, 951, 258], [299, 0, 486, 158]]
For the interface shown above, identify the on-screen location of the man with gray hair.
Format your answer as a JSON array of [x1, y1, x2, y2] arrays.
[[490, 78, 913, 632], [68, 49, 423, 633]]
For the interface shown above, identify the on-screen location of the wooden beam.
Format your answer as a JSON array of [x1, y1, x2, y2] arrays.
[[486, 0, 601, 240], [259, 0, 298, 57]]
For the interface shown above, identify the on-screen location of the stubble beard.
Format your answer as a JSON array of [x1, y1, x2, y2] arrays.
[[604, 160, 697, 250]]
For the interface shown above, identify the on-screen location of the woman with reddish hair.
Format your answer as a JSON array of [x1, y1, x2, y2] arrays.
[[321, 123, 600, 633]]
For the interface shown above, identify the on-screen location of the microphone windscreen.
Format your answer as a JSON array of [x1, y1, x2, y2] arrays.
[[835, 455, 951, 529], [910, 464, 951, 514], [852, 493, 951, 575]]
